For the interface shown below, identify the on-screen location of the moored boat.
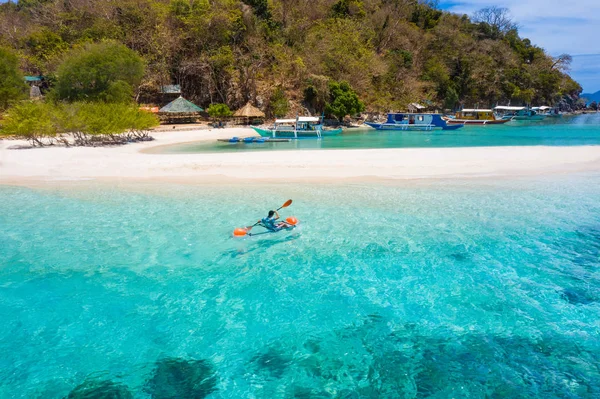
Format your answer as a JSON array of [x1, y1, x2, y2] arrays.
[[445, 109, 509, 125], [365, 113, 463, 131], [494, 106, 546, 121], [533, 106, 562, 117], [252, 116, 343, 138]]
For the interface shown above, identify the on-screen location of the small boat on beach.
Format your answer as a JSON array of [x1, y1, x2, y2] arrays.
[[494, 106, 546, 121], [252, 116, 343, 138], [444, 109, 509, 125], [365, 113, 463, 131]]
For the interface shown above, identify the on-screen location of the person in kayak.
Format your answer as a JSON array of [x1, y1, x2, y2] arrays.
[[261, 210, 290, 232]]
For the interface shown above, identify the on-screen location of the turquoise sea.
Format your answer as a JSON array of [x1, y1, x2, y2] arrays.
[[155, 113, 600, 154], [1, 174, 600, 397]]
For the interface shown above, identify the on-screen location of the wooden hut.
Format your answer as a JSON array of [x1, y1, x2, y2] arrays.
[[233, 102, 265, 125], [158, 96, 204, 124], [407, 102, 427, 113]]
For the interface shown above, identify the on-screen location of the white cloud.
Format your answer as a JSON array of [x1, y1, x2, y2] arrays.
[[440, 0, 600, 91]]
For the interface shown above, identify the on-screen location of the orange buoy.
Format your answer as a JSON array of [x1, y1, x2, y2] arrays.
[[286, 216, 298, 225], [233, 228, 247, 237]]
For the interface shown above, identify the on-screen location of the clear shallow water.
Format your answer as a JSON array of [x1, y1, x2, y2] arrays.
[[156, 113, 600, 154], [1, 176, 600, 397]]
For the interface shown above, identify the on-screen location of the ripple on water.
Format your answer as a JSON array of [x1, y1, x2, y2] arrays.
[[0, 177, 599, 397]]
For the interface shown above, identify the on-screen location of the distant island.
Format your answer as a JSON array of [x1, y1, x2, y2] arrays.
[[0, 0, 586, 118], [582, 91, 600, 103]]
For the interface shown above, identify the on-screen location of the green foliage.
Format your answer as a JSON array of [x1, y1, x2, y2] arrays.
[[387, 50, 413, 69], [0, 101, 58, 146], [303, 75, 330, 113], [51, 42, 144, 103], [73, 102, 158, 136], [269, 87, 289, 117], [0, 101, 158, 146], [411, 2, 443, 30], [331, 0, 365, 19], [0, 47, 28, 110], [23, 29, 68, 63], [206, 103, 232, 119], [0, 0, 583, 111], [244, 0, 272, 21], [325, 80, 365, 120]]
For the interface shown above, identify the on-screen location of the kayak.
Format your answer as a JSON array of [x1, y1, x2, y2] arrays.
[[233, 216, 299, 237], [247, 224, 297, 237]]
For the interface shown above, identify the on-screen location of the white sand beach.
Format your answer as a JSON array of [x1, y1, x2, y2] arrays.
[[1, 127, 600, 185]]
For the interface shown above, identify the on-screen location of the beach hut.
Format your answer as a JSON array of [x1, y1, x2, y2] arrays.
[[158, 96, 204, 124], [408, 103, 427, 113], [233, 102, 265, 125]]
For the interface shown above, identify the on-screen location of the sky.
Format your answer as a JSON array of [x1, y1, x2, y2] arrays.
[[438, 0, 600, 93]]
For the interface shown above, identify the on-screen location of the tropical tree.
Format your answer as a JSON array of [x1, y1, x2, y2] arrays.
[[51, 42, 145, 103], [325, 80, 365, 120], [0, 47, 28, 111], [206, 103, 233, 121]]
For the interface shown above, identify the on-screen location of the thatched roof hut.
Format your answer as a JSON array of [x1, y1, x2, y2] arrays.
[[234, 102, 265, 118]]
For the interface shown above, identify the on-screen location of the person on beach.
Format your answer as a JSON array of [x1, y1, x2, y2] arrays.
[[261, 210, 290, 231]]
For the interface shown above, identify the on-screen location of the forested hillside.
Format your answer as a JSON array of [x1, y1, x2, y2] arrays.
[[0, 0, 583, 115]]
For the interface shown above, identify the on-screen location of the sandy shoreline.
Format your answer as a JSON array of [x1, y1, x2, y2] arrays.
[[1, 127, 600, 185]]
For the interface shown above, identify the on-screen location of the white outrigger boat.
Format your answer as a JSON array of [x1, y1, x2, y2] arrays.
[[252, 116, 343, 138], [493, 106, 546, 121], [532, 106, 562, 117]]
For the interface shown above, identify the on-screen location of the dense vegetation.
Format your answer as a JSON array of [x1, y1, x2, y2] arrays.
[[1, 101, 158, 146], [0, 0, 583, 116]]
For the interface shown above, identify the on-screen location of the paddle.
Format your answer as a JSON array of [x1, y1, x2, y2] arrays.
[[245, 199, 292, 231]]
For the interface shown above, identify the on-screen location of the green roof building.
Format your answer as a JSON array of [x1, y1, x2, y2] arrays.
[[159, 96, 203, 113]]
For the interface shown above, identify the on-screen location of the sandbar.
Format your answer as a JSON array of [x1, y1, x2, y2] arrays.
[[1, 127, 600, 185]]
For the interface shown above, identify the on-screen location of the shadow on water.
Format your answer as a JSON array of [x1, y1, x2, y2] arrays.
[[561, 287, 597, 305], [241, 312, 600, 397], [219, 232, 302, 259], [144, 357, 217, 399], [65, 379, 133, 399], [250, 346, 292, 379], [61, 311, 600, 397]]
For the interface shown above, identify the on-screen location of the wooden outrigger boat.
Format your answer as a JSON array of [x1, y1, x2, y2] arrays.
[[444, 109, 509, 125], [252, 116, 343, 138], [365, 113, 463, 131], [494, 106, 546, 121]]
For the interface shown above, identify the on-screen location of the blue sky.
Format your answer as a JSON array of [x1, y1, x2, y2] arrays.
[[438, 0, 600, 93]]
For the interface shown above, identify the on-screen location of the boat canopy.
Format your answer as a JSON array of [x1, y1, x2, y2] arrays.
[[494, 106, 526, 111], [275, 117, 320, 124], [538, 106, 552, 110], [461, 109, 493, 113]]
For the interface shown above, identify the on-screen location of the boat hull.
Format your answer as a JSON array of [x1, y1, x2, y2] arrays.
[[252, 127, 343, 138], [507, 115, 546, 121], [445, 118, 509, 125], [365, 122, 462, 131]]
